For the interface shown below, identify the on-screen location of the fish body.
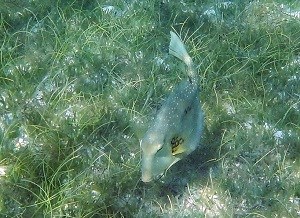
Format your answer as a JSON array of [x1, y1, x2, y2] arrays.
[[141, 31, 203, 182]]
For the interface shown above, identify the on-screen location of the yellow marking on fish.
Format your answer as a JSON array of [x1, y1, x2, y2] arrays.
[[171, 136, 185, 155]]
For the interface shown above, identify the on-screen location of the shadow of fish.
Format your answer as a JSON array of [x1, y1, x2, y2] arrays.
[[141, 31, 204, 182]]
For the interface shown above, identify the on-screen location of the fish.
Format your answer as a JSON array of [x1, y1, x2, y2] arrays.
[[140, 31, 204, 182]]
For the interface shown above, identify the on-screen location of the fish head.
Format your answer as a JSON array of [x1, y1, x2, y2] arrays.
[[140, 132, 186, 182]]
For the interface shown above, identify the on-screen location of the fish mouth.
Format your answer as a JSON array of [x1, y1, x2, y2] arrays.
[[141, 157, 181, 183], [142, 173, 164, 183], [141, 156, 154, 182], [141, 173, 152, 183], [141, 160, 163, 182]]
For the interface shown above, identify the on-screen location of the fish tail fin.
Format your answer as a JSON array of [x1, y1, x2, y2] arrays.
[[169, 31, 196, 80]]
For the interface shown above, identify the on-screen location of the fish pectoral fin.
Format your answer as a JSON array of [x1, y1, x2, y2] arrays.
[[172, 144, 186, 155]]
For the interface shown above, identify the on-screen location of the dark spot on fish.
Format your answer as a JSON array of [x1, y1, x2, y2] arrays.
[[184, 105, 192, 114]]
